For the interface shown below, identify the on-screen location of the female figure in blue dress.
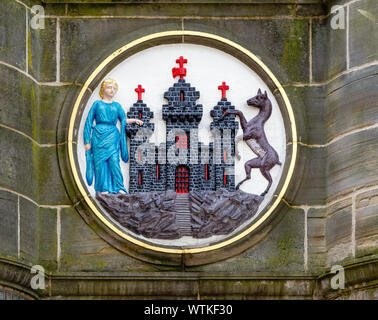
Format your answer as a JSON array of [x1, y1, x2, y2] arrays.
[[84, 79, 143, 194]]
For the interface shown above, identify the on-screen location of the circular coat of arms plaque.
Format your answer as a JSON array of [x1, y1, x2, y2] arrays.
[[66, 31, 297, 265]]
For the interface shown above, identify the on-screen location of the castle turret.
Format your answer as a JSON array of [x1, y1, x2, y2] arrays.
[[210, 82, 239, 191], [162, 56, 204, 193], [127, 85, 155, 193]]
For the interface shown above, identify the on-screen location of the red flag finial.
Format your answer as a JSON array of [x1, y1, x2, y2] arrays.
[[172, 56, 188, 79], [135, 84, 145, 100], [218, 82, 229, 99]]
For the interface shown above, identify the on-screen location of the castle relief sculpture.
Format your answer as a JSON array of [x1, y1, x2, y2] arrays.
[[82, 55, 282, 240]]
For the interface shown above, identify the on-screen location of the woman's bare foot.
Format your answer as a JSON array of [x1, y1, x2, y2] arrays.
[[101, 191, 109, 195], [119, 190, 126, 194]]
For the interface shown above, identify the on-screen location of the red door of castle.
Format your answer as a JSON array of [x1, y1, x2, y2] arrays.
[[175, 166, 189, 193]]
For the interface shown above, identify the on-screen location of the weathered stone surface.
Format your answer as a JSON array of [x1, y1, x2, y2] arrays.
[[327, 127, 378, 201], [326, 64, 378, 143], [335, 287, 378, 300], [38, 84, 80, 145], [284, 85, 326, 145], [37, 146, 71, 205], [296, 3, 325, 16], [349, 0, 378, 68], [16, 0, 41, 7], [199, 277, 314, 299], [324, 0, 354, 8], [0, 103, 71, 206], [60, 207, 157, 272], [307, 208, 326, 271], [63, 3, 320, 17], [0, 0, 26, 70], [0, 65, 37, 139], [55, 143, 86, 207], [355, 189, 378, 257], [311, 18, 328, 83], [317, 256, 378, 299], [0, 127, 37, 201], [60, 18, 182, 83], [50, 273, 200, 298], [312, 17, 347, 82], [190, 207, 305, 273], [28, 16, 57, 82], [325, 199, 353, 266], [0, 259, 46, 299], [0, 191, 18, 258], [287, 144, 327, 206], [44, 0, 326, 4], [0, 285, 28, 300], [19, 197, 38, 264], [44, 3, 67, 16], [184, 18, 310, 83], [38, 207, 58, 271]]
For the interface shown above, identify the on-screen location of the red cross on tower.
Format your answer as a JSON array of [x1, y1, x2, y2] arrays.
[[218, 81, 229, 99], [135, 84, 145, 101], [172, 56, 188, 79]]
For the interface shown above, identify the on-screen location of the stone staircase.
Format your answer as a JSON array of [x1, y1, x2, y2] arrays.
[[174, 193, 192, 237]]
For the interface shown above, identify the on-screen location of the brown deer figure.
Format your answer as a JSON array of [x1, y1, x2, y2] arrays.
[[223, 88, 281, 196]]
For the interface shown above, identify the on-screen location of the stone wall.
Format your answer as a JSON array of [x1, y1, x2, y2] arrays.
[[0, 0, 377, 299]]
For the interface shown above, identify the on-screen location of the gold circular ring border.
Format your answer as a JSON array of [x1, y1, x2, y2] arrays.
[[68, 30, 297, 254]]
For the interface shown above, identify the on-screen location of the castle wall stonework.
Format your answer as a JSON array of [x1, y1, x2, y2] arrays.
[[0, 0, 377, 299]]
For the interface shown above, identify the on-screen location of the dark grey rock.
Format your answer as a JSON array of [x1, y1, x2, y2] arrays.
[[190, 189, 263, 238], [97, 188, 262, 240], [96, 191, 180, 240]]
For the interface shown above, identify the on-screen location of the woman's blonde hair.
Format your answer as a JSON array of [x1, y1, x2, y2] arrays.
[[99, 78, 119, 99]]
